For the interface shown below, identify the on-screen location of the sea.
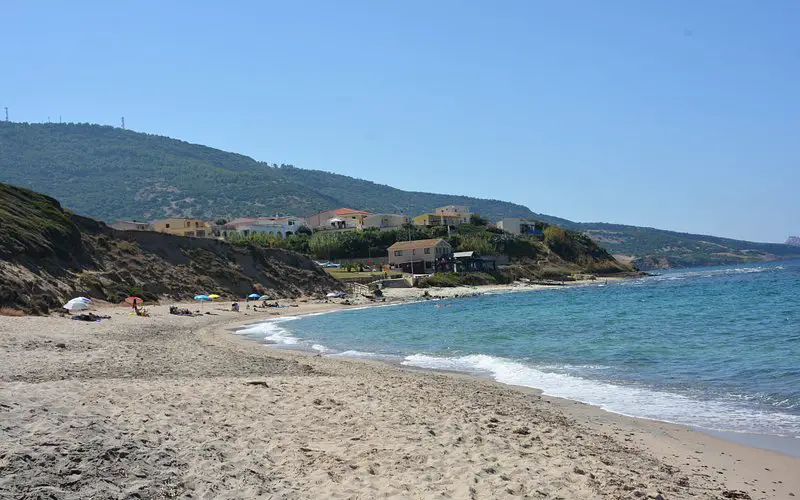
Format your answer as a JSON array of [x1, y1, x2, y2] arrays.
[[236, 260, 800, 454]]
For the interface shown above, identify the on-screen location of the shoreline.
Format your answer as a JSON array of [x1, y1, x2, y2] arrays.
[[2, 291, 798, 498], [219, 308, 800, 498], [233, 291, 800, 461]]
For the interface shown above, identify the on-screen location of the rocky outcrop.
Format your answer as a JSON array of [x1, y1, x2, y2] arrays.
[[786, 236, 800, 247]]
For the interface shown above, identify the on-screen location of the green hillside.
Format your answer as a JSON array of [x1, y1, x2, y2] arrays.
[[2, 121, 798, 269], [0, 122, 535, 222]]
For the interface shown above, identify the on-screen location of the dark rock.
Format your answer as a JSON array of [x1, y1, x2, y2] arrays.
[[721, 491, 752, 500]]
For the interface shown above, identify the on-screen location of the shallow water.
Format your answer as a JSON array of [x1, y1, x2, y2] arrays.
[[238, 261, 800, 448]]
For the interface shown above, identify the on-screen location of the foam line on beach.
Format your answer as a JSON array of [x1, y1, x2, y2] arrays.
[[402, 353, 800, 439], [234, 317, 302, 345]]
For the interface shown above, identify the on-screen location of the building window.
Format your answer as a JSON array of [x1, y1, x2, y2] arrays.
[[394, 250, 403, 257], [165, 223, 170, 228], [412, 249, 416, 255], [424, 248, 431, 254]]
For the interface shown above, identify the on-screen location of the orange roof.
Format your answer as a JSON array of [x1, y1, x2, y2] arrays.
[[333, 208, 372, 216], [388, 238, 450, 250]]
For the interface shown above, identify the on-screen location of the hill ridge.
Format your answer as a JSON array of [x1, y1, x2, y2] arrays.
[[2, 121, 799, 269]]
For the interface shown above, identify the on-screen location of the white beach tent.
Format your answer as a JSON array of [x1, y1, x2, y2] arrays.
[[63, 299, 90, 312]]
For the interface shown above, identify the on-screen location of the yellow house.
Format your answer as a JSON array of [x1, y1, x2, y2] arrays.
[[412, 213, 463, 227], [151, 218, 210, 237]]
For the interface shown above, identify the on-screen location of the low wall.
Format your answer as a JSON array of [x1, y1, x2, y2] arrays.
[[332, 256, 389, 266]]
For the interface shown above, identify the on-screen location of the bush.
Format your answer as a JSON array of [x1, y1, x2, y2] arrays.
[[228, 231, 288, 249], [457, 235, 495, 255]]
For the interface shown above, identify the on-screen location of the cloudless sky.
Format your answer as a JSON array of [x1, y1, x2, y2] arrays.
[[2, 1, 798, 242]]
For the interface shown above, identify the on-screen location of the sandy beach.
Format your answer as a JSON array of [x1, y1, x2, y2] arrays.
[[1, 292, 798, 499]]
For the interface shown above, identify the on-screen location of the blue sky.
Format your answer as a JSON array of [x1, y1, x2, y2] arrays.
[[2, 1, 798, 242]]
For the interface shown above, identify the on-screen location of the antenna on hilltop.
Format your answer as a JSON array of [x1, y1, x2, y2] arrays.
[[121, 117, 125, 129], [4, 107, 8, 122]]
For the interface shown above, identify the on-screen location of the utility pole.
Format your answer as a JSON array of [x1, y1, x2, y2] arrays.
[[121, 117, 125, 129]]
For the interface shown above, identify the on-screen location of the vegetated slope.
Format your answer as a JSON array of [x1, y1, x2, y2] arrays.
[[2, 122, 797, 269], [0, 183, 340, 314], [0, 122, 536, 222]]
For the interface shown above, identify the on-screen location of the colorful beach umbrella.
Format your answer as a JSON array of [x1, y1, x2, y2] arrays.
[[208, 294, 221, 300], [247, 293, 261, 299], [125, 296, 143, 306], [194, 295, 211, 301]]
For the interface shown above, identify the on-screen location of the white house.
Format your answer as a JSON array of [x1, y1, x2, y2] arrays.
[[222, 217, 306, 238], [497, 218, 543, 236]]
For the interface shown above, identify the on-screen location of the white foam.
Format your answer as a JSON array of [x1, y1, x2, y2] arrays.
[[235, 317, 302, 345], [328, 350, 386, 359], [311, 344, 329, 352], [652, 265, 777, 283], [402, 354, 800, 438]]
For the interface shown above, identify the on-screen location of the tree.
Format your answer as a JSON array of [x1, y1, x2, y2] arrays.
[[469, 214, 488, 226], [308, 232, 340, 259], [457, 235, 495, 255]]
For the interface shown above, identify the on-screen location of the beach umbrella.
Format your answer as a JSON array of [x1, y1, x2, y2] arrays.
[[259, 295, 272, 300], [63, 301, 89, 312], [66, 297, 91, 306], [208, 294, 221, 300], [194, 294, 211, 309], [125, 296, 143, 306], [247, 293, 261, 300]]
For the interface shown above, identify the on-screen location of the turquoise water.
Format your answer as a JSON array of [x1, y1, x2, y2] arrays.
[[237, 261, 800, 443]]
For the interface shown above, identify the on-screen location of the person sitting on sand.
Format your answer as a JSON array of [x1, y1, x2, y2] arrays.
[[231, 302, 240, 312]]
